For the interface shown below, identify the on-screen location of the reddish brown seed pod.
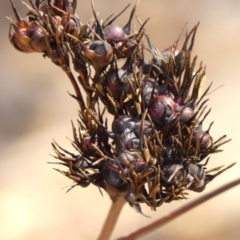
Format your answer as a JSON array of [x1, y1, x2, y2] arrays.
[[82, 136, 95, 151], [8, 1, 52, 53], [109, 149, 147, 176], [115, 150, 146, 174], [148, 95, 177, 128], [61, 16, 77, 33], [106, 69, 133, 99], [10, 27, 34, 53], [78, 40, 113, 71], [9, 20, 49, 53], [192, 131, 212, 150], [111, 38, 138, 59], [26, 21, 49, 52], [175, 105, 194, 123], [104, 24, 125, 44]]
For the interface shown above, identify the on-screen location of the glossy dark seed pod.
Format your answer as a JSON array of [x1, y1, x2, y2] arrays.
[[10, 27, 34, 53], [112, 115, 139, 151], [49, 43, 68, 62], [175, 105, 194, 123], [192, 131, 212, 150], [78, 40, 113, 71], [104, 24, 125, 44], [117, 150, 146, 173], [78, 135, 99, 158], [9, 1, 67, 55], [119, 131, 140, 151], [104, 166, 126, 189], [186, 163, 206, 192], [74, 155, 90, 169], [112, 118, 152, 151], [148, 95, 177, 129], [106, 68, 134, 99], [61, 15, 77, 34], [8, 0, 31, 52], [181, 107, 194, 123], [112, 115, 138, 135], [8, 0, 47, 54], [132, 120, 153, 138], [142, 77, 161, 105], [115, 39, 137, 58], [27, 22, 48, 52], [162, 164, 187, 186]]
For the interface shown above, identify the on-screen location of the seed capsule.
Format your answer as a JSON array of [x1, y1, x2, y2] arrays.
[[104, 165, 126, 189], [112, 115, 137, 134], [142, 77, 161, 105], [61, 15, 77, 33], [132, 120, 153, 138], [117, 150, 146, 173], [106, 68, 134, 99], [78, 40, 113, 71], [74, 155, 90, 169], [192, 131, 212, 150], [112, 115, 139, 151], [103, 150, 145, 190], [162, 164, 187, 186], [148, 95, 177, 129], [8, 14, 47, 53], [104, 24, 125, 44], [186, 163, 206, 192], [176, 105, 194, 123]]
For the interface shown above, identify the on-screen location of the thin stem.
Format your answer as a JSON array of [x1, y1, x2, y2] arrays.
[[119, 177, 240, 240], [97, 196, 126, 240], [61, 64, 86, 112]]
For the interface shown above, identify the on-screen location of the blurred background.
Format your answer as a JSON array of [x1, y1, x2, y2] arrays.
[[1, 0, 240, 239]]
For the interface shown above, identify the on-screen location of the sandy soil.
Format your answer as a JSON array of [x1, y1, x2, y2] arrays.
[[1, 1, 240, 240]]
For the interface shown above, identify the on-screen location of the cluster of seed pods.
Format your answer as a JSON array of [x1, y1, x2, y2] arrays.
[[8, 0, 233, 209]]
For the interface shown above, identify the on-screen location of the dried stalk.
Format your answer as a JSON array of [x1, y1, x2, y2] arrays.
[[118, 177, 240, 240], [97, 196, 126, 240]]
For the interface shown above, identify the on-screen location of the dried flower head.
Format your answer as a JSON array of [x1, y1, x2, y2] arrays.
[[7, 0, 235, 212]]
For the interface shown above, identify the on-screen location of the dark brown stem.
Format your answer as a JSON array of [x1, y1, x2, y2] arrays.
[[97, 196, 126, 240], [119, 177, 240, 240], [61, 65, 85, 112]]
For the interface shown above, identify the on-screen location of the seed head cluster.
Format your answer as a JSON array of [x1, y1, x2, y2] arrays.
[[8, 0, 234, 210]]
